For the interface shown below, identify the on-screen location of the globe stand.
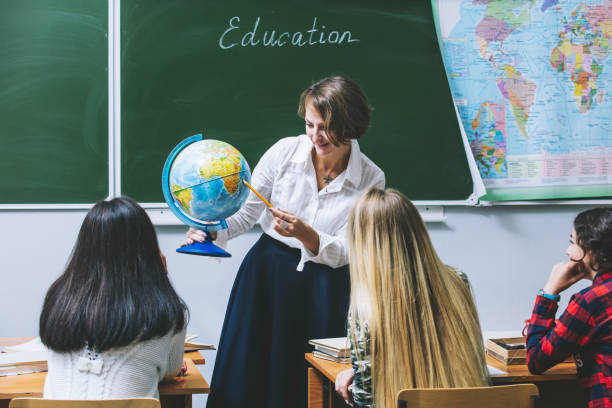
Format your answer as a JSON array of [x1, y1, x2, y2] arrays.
[[177, 235, 231, 257]]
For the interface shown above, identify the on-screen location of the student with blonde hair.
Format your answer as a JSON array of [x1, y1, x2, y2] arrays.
[[335, 188, 489, 407]]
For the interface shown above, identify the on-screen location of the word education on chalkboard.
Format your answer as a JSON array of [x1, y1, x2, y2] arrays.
[[121, 0, 473, 203]]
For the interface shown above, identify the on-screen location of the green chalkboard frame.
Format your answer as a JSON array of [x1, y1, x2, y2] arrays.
[[0, 1, 108, 205], [120, 0, 474, 204]]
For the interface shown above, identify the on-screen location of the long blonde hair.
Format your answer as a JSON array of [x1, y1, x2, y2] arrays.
[[347, 188, 488, 408]]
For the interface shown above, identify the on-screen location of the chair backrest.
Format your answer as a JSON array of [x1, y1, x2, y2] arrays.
[[397, 384, 539, 408], [9, 398, 161, 408]]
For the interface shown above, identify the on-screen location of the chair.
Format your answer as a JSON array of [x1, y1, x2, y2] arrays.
[[9, 398, 161, 408], [397, 384, 539, 408]]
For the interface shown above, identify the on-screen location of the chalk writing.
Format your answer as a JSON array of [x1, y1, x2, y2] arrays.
[[219, 16, 360, 49]]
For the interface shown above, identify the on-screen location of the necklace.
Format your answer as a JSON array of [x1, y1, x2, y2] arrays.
[[323, 173, 334, 184]]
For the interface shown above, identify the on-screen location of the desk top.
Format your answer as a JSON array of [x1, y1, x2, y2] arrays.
[[0, 338, 209, 399], [485, 353, 577, 383], [305, 354, 348, 383], [305, 353, 578, 384]]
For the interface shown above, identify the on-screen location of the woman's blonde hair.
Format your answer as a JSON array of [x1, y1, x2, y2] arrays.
[[347, 188, 488, 408]]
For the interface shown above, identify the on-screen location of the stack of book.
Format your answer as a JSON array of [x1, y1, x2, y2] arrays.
[[486, 336, 574, 366], [309, 337, 350, 364], [486, 337, 527, 365]]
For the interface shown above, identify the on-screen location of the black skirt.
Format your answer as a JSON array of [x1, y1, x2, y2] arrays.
[[206, 233, 350, 408]]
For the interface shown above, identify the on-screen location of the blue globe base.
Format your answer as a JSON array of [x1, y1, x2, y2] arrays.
[[176, 239, 231, 257]]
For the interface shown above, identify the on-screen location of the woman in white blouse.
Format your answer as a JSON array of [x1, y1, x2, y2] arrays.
[[186, 76, 385, 408]]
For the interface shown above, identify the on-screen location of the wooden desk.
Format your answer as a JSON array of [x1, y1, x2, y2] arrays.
[[305, 353, 585, 408], [305, 354, 351, 408], [485, 353, 577, 383], [0, 339, 209, 408]]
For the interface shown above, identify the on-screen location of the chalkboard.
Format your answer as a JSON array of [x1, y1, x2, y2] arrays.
[[121, 0, 472, 203], [0, 1, 108, 204]]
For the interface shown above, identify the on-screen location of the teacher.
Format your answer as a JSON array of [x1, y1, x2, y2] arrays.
[[186, 76, 385, 408]]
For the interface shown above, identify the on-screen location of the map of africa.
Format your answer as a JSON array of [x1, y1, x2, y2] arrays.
[[433, 0, 612, 200]]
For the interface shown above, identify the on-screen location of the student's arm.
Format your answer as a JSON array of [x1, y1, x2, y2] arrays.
[[350, 350, 372, 406], [162, 325, 188, 381], [527, 260, 594, 373], [526, 293, 594, 374], [350, 325, 373, 407]]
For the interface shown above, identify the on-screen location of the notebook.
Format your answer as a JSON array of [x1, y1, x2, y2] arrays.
[[312, 350, 351, 364], [308, 337, 350, 358]]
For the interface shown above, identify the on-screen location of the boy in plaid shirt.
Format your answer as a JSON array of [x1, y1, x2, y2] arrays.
[[527, 207, 612, 408]]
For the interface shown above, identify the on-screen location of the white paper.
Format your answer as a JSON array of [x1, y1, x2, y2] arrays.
[[0, 350, 48, 367], [487, 364, 507, 376], [3, 337, 46, 353]]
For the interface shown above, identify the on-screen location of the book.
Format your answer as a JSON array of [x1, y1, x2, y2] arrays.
[[312, 350, 351, 364], [184, 334, 215, 352], [486, 337, 527, 365], [0, 363, 47, 377], [184, 341, 216, 352], [486, 337, 573, 365], [308, 337, 350, 358], [0, 350, 48, 367]]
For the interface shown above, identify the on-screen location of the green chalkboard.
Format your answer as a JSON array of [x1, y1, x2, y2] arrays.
[[0, 1, 108, 204], [121, 0, 472, 203]]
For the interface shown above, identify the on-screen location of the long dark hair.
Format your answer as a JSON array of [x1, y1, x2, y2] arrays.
[[40, 197, 187, 352], [574, 207, 612, 273]]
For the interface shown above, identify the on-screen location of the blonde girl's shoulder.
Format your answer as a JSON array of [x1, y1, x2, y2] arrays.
[[447, 266, 471, 288]]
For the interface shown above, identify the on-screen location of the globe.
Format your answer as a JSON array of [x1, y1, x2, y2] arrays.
[[162, 134, 251, 257]]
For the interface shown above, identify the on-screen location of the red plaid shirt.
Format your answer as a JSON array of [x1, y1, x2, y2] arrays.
[[527, 271, 612, 408]]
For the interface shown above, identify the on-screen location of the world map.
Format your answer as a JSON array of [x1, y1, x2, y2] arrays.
[[434, 0, 612, 200]]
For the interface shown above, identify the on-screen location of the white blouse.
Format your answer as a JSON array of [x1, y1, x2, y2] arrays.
[[216, 135, 385, 271]]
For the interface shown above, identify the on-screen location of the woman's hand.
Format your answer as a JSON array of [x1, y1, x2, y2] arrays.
[[178, 359, 188, 377], [269, 208, 320, 254], [335, 368, 355, 405], [181, 227, 217, 247], [543, 260, 588, 295]]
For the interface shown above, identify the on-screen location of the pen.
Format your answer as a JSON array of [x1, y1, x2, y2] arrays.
[[242, 180, 273, 208]]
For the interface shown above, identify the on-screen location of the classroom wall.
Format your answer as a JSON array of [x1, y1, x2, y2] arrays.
[[0, 204, 594, 397]]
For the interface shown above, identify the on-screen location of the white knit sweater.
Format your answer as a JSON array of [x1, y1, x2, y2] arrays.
[[43, 326, 186, 399]]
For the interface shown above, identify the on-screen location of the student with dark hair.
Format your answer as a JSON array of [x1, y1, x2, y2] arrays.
[[527, 207, 612, 407], [185, 76, 385, 408], [40, 197, 188, 399]]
